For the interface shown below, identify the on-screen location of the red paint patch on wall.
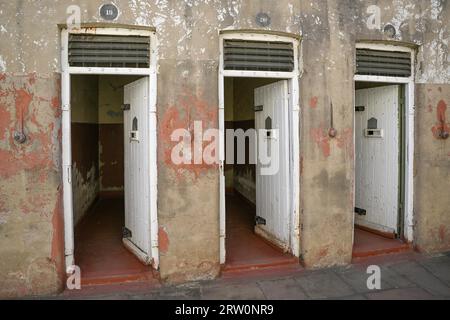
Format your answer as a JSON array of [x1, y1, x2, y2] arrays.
[[336, 128, 354, 157], [309, 96, 318, 109], [431, 100, 449, 139], [159, 89, 218, 178], [0, 83, 56, 178], [311, 127, 331, 157], [14, 89, 33, 121], [439, 225, 446, 242], [158, 227, 170, 254], [0, 107, 11, 139]]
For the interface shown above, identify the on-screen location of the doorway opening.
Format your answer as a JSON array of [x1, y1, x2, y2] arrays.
[[222, 77, 298, 272], [61, 26, 159, 284], [70, 75, 156, 284], [353, 81, 410, 258]]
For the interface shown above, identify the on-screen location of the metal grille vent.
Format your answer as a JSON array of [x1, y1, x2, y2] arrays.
[[69, 34, 150, 68], [356, 49, 411, 77], [224, 40, 294, 72]]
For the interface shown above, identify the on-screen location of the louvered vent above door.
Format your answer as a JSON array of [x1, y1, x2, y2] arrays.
[[356, 49, 411, 77], [224, 40, 294, 72], [69, 34, 150, 68]]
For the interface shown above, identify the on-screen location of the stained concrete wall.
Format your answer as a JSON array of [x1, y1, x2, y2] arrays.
[[71, 75, 99, 225], [0, 0, 448, 297]]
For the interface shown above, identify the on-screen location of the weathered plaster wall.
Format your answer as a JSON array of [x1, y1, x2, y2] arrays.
[[415, 84, 450, 252], [0, 73, 64, 297], [0, 0, 448, 296], [71, 75, 99, 225]]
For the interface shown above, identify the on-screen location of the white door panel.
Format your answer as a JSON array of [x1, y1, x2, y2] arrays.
[[355, 85, 399, 235], [254, 80, 290, 250], [123, 77, 151, 262]]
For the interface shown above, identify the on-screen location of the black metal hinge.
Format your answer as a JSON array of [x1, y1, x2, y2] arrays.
[[122, 104, 131, 111], [254, 105, 263, 112], [255, 216, 266, 225], [355, 106, 365, 112], [123, 227, 132, 238], [354, 207, 367, 216]]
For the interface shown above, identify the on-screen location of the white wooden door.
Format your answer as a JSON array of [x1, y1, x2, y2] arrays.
[[254, 80, 291, 250], [123, 77, 151, 263], [355, 85, 400, 235]]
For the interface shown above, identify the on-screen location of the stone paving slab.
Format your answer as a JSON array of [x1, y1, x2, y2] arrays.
[[389, 261, 450, 297], [201, 283, 266, 300], [334, 265, 414, 293], [294, 271, 356, 299], [418, 255, 450, 286], [257, 278, 308, 300], [364, 288, 435, 300]]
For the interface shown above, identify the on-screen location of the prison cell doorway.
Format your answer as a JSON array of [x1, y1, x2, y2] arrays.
[[353, 82, 410, 258], [70, 75, 155, 284], [222, 77, 298, 273]]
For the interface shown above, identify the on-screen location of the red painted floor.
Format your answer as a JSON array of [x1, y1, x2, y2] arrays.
[[74, 197, 156, 286], [223, 195, 298, 273], [353, 227, 411, 258]]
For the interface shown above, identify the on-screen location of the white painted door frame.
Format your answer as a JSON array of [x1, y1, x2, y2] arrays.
[[353, 42, 415, 242], [218, 31, 301, 263], [60, 26, 159, 270]]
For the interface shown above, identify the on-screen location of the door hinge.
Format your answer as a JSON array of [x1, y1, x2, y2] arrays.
[[354, 207, 366, 216], [219, 160, 224, 174], [123, 227, 132, 239], [122, 104, 131, 111], [355, 106, 365, 112], [255, 216, 266, 225], [62, 104, 71, 112], [254, 105, 263, 112]]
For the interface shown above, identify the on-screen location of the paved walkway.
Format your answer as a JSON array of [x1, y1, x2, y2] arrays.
[[55, 251, 450, 300]]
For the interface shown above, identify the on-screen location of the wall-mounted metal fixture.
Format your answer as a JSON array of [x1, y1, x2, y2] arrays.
[[100, 3, 119, 21], [439, 128, 449, 139], [437, 110, 449, 139], [14, 131, 26, 144], [14, 107, 27, 144], [383, 24, 396, 38], [255, 12, 271, 27], [328, 102, 337, 138], [354, 207, 367, 216]]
